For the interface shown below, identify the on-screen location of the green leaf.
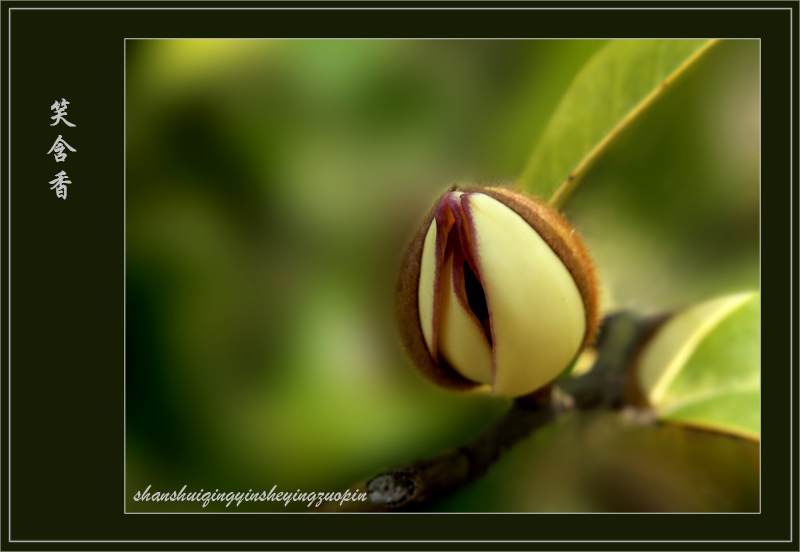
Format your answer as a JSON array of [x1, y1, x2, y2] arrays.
[[558, 39, 760, 313], [519, 39, 716, 204], [637, 292, 760, 440]]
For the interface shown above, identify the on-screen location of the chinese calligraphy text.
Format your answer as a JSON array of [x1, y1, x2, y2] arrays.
[[50, 98, 76, 127], [49, 171, 71, 200], [48, 99, 76, 199], [47, 135, 76, 162]]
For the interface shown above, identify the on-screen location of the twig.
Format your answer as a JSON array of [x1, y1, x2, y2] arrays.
[[318, 311, 665, 512]]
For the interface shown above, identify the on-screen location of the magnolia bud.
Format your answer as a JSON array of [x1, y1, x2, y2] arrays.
[[397, 186, 599, 398]]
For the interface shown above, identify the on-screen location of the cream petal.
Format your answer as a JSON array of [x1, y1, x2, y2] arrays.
[[437, 255, 494, 385], [418, 220, 438, 356], [464, 193, 586, 397]]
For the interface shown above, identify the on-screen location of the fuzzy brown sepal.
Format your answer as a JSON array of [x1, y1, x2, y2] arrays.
[[395, 195, 480, 390]]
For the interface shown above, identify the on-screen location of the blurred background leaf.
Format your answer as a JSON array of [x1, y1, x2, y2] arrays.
[[125, 39, 759, 512], [433, 411, 759, 512]]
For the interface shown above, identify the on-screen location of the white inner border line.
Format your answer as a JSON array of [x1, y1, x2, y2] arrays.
[[123, 28, 127, 519], [3, 5, 789, 544], [7, 6, 798, 10], [119, 37, 759, 519], [789, 6, 795, 544]]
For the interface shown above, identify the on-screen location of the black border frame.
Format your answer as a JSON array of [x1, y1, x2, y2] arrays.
[[1, 2, 796, 551]]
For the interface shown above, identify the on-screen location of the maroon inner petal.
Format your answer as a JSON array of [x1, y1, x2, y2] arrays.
[[430, 193, 493, 361], [430, 197, 455, 357]]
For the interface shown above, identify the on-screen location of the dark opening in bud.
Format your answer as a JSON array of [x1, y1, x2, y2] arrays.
[[463, 261, 492, 344]]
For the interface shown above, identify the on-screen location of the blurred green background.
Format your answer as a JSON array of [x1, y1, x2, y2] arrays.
[[125, 39, 759, 512]]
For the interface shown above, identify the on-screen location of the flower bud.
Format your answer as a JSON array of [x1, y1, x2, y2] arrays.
[[397, 186, 599, 398]]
